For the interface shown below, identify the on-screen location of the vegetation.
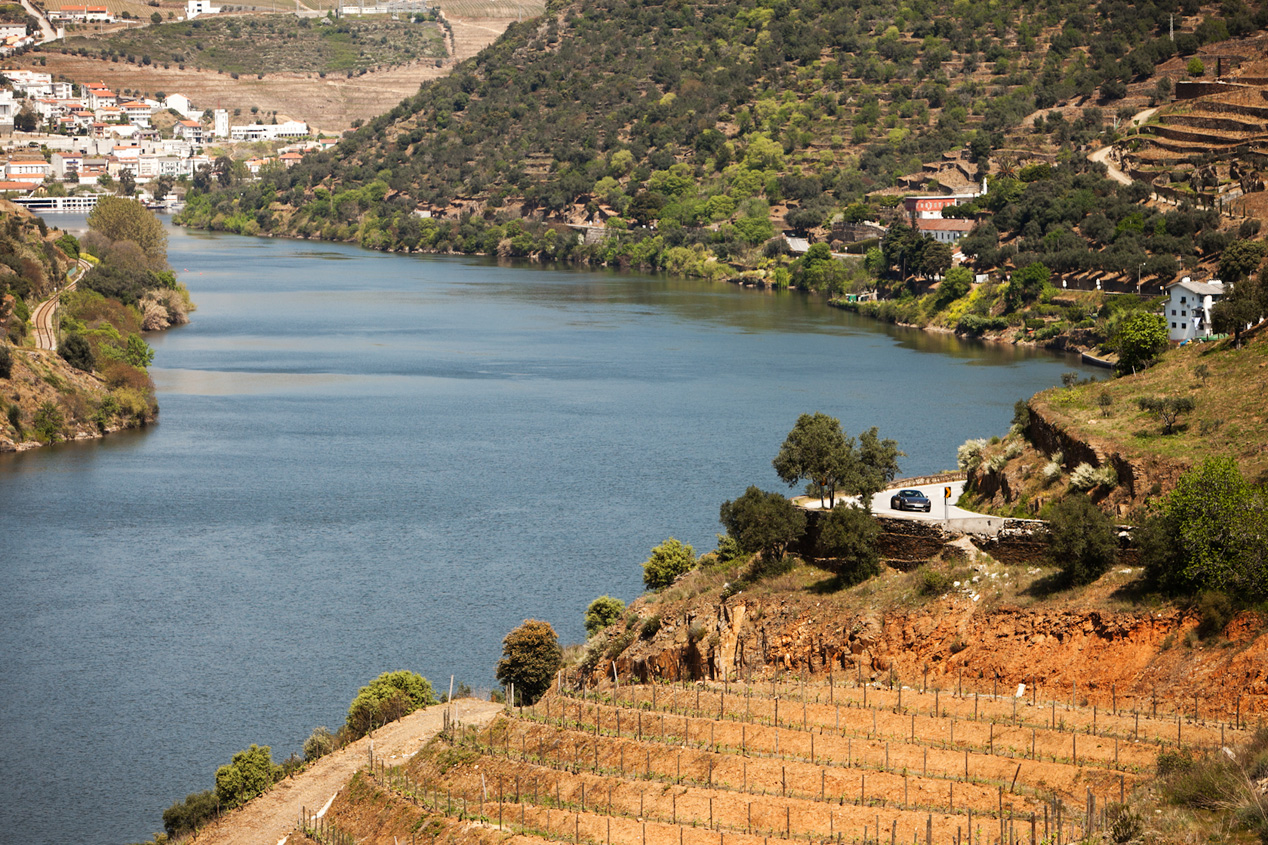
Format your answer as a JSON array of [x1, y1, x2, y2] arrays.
[[214, 744, 276, 810], [345, 670, 437, 738], [773, 412, 901, 507], [816, 503, 881, 579], [718, 485, 807, 561], [1139, 457, 1268, 599], [1136, 395, 1195, 435], [1044, 494, 1118, 586], [58, 15, 445, 76], [641, 537, 697, 591], [495, 619, 562, 705], [584, 595, 626, 636]]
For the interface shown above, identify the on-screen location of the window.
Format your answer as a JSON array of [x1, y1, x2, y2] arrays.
[[1171, 322, 1177, 329], [1171, 310, 1176, 316], [1181, 310, 1186, 317]]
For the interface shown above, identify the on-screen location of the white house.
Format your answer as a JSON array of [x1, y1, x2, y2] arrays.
[[164, 93, 195, 118], [915, 217, 976, 243], [186, 0, 220, 18], [229, 120, 308, 141], [1165, 277, 1224, 342], [0, 23, 26, 40], [119, 100, 153, 127], [0, 89, 16, 133]]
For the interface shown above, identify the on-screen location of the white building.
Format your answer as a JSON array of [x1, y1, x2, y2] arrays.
[[164, 93, 195, 118], [0, 89, 16, 133], [229, 120, 309, 141], [914, 217, 976, 243], [0, 23, 26, 40], [1165, 277, 1224, 342], [213, 108, 229, 139], [186, 0, 220, 18]]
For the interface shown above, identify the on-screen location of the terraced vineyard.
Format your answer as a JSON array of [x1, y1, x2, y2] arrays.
[[305, 674, 1251, 845]]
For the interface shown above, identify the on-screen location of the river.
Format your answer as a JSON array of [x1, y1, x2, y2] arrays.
[[0, 221, 1097, 843]]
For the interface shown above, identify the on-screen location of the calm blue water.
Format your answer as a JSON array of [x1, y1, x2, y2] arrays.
[[0, 222, 1095, 843]]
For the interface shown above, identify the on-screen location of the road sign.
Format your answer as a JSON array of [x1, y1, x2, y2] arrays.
[[944, 486, 951, 498]]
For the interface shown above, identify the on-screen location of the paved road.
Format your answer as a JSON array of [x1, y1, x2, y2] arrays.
[[799, 479, 974, 519], [31, 259, 88, 351], [16, 0, 57, 43]]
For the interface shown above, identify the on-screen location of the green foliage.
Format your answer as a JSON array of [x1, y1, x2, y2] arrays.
[[713, 533, 744, 564], [495, 619, 562, 705], [88, 197, 168, 268], [1004, 262, 1050, 312], [1141, 457, 1268, 598], [58, 332, 94, 372], [1136, 395, 1195, 434], [1114, 312, 1168, 374], [345, 670, 436, 737], [1218, 239, 1268, 283], [816, 504, 881, 579], [641, 537, 697, 591], [1044, 495, 1118, 586], [162, 789, 218, 838], [302, 726, 336, 762], [0, 343, 11, 379], [935, 266, 972, 309], [584, 595, 626, 637], [214, 744, 275, 810], [1213, 270, 1268, 347], [31, 401, 64, 443], [639, 615, 662, 639], [772, 411, 853, 508], [719, 485, 807, 561]]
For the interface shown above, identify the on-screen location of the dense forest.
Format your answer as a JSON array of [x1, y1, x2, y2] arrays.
[[178, 0, 1261, 299]]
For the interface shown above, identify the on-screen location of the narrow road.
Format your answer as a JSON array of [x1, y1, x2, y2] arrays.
[[799, 479, 1028, 536], [31, 259, 87, 351], [16, 0, 57, 43], [191, 698, 504, 845], [1088, 106, 1159, 186]]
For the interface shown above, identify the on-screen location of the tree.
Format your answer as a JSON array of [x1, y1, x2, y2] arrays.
[[117, 169, 136, 197], [816, 504, 880, 579], [151, 174, 175, 203], [87, 197, 168, 268], [163, 790, 218, 838], [1045, 496, 1118, 586], [719, 486, 807, 560], [773, 412, 854, 508], [641, 537, 696, 590], [1217, 239, 1267, 283], [59, 332, 94, 372], [1136, 396, 1195, 434], [1114, 312, 1168, 374], [1213, 272, 1267, 347], [584, 595, 625, 636], [345, 670, 436, 737], [935, 265, 972, 308], [214, 744, 275, 810], [0, 344, 11, 379], [495, 619, 562, 705], [1142, 457, 1268, 597], [853, 427, 903, 501], [920, 241, 953, 278], [215, 154, 234, 188], [1004, 262, 1050, 311], [150, 10, 162, 23]]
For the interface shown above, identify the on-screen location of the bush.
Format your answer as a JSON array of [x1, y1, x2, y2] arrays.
[[32, 401, 65, 443], [916, 565, 955, 596], [816, 504, 881, 580], [162, 789, 218, 838], [1045, 495, 1118, 586], [1069, 462, 1117, 490], [719, 486, 806, 561], [0, 344, 11, 379], [639, 614, 662, 639], [957, 438, 987, 471], [59, 332, 95, 372], [302, 726, 336, 762], [495, 619, 562, 705], [346, 670, 436, 738], [1195, 591, 1234, 639], [641, 537, 697, 590], [214, 744, 275, 810], [584, 595, 626, 636]]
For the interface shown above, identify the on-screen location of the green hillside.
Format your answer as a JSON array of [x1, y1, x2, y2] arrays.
[[178, 0, 1258, 294]]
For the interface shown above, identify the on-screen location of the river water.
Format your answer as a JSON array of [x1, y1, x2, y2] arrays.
[[0, 221, 1096, 843]]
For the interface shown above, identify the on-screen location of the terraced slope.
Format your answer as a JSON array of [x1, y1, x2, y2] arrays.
[[299, 675, 1246, 845]]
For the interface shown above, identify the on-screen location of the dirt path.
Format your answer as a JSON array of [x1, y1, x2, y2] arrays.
[[190, 698, 504, 845], [1088, 106, 1160, 187]]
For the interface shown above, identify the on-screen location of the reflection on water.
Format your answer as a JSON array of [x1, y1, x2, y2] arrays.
[[0, 221, 1096, 845]]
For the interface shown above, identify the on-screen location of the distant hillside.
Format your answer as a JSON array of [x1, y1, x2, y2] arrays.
[[176, 0, 1259, 283]]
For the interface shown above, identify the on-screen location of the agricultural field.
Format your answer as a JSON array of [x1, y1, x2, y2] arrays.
[[307, 674, 1247, 845], [56, 14, 446, 75]]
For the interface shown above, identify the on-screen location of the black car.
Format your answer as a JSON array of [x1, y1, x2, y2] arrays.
[[890, 489, 932, 512]]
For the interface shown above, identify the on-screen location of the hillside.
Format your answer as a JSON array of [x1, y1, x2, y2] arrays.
[[278, 549, 1268, 845], [176, 0, 1267, 299]]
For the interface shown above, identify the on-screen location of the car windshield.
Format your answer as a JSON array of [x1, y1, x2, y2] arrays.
[[901, 490, 923, 497]]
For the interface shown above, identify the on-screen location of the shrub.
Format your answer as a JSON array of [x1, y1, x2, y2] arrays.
[[495, 619, 562, 705], [346, 670, 436, 738], [713, 533, 744, 564], [1069, 462, 1117, 490], [1045, 495, 1118, 586], [214, 744, 275, 810], [957, 438, 987, 471], [719, 487, 806, 561], [59, 332, 95, 372], [32, 401, 65, 443], [0, 344, 11, 379], [639, 614, 661, 639], [641, 537, 697, 590], [584, 595, 626, 636], [1195, 591, 1234, 639], [1137, 396, 1195, 434], [816, 504, 881, 579], [1097, 392, 1113, 417], [915, 565, 955, 596], [302, 726, 336, 762], [162, 789, 218, 838]]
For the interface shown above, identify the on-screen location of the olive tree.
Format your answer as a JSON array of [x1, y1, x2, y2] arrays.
[[345, 670, 436, 737], [584, 595, 625, 636], [719, 485, 807, 560], [496, 619, 562, 705], [214, 744, 275, 810], [641, 537, 696, 590], [1045, 496, 1118, 586]]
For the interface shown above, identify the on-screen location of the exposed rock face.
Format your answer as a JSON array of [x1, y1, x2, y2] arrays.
[[612, 590, 1268, 716]]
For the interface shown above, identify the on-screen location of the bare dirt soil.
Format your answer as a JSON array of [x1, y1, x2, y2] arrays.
[[14, 14, 513, 131], [190, 698, 502, 845]]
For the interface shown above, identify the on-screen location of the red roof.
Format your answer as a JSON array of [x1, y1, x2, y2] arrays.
[[915, 218, 975, 232]]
